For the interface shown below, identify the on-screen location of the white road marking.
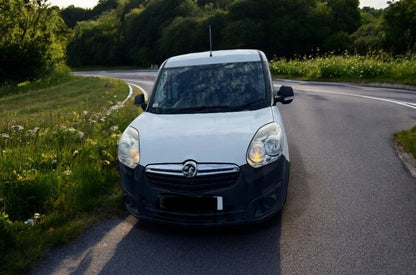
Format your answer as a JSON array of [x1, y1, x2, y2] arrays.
[[127, 82, 149, 99], [299, 88, 416, 110]]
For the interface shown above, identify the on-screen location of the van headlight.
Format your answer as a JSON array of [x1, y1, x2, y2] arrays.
[[247, 122, 283, 168], [118, 126, 140, 169]]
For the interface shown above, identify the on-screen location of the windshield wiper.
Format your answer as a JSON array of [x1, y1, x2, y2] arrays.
[[231, 99, 265, 111], [175, 106, 230, 114]]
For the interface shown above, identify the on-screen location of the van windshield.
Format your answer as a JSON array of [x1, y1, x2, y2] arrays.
[[148, 61, 268, 114]]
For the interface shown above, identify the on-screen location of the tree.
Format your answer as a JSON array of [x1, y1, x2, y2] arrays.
[[383, 0, 416, 54], [0, 0, 70, 85], [63, 0, 374, 67], [327, 0, 361, 34], [193, 0, 235, 9], [351, 17, 383, 54], [60, 5, 89, 28], [67, 11, 121, 66], [120, 0, 199, 65]]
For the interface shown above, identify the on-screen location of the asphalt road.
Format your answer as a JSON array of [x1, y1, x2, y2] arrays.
[[31, 71, 416, 274]]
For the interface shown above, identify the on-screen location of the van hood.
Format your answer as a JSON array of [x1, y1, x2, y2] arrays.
[[130, 108, 275, 166]]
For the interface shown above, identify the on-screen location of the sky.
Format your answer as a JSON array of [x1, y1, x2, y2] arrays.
[[47, 0, 390, 10], [359, 0, 390, 9], [48, 0, 98, 9]]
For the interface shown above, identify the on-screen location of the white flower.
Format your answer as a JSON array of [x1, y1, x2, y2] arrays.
[[1, 133, 10, 139], [109, 125, 118, 132], [28, 127, 40, 136], [63, 170, 72, 176], [12, 125, 24, 131], [24, 218, 34, 226]]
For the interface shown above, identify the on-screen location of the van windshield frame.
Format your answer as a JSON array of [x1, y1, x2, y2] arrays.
[[147, 61, 270, 114]]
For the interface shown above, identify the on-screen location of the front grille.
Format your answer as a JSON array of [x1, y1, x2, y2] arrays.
[[145, 163, 240, 191]]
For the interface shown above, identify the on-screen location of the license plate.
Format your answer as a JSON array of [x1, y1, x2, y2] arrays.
[[159, 195, 223, 212]]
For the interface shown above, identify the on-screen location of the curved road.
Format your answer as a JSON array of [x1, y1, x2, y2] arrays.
[[31, 71, 416, 274]]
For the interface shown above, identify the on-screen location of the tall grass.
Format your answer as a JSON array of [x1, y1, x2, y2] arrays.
[[0, 75, 141, 273], [270, 52, 416, 86], [394, 126, 416, 159]]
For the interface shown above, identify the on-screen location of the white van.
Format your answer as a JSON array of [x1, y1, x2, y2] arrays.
[[118, 49, 294, 226]]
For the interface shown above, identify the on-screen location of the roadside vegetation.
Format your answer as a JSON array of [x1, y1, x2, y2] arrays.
[[270, 52, 416, 86], [1, 0, 415, 273], [394, 126, 416, 159], [0, 76, 141, 273]]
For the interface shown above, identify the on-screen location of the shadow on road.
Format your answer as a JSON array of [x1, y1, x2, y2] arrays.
[[98, 213, 283, 274]]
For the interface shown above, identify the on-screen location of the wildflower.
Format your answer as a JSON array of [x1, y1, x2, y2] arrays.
[[12, 125, 24, 131], [34, 213, 41, 224], [24, 218, 34, 226], [63, 170, 72, 176], [78, 131, 84, 139], [1, 133, 10, 139], [28, 127, 40, 136], [73, 150, 80, 157], [87, 138, 97, 146], [109, 125, 118, 132], [83, 111, 88, 116]]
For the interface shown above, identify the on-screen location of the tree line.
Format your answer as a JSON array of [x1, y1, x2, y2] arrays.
[[66, 0, 363, 67], [1, 0, 415, 85]]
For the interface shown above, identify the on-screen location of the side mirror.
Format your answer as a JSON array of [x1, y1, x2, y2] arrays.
[[134, 94, 147, 109], [275, 85, 294, 104]]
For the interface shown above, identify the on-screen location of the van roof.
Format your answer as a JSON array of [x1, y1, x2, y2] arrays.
[[164, 49, 266, 68]]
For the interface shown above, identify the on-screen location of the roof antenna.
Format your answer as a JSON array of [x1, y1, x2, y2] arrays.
[[209, 24, 213, 57]]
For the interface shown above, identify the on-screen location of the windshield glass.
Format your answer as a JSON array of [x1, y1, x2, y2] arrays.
[[148, 61, 268, 114]]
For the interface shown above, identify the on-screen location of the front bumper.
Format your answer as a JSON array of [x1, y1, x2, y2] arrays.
[[119, 157, 290, 226]]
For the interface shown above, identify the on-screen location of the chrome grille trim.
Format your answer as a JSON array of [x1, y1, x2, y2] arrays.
[[145, 163, 240, 177]]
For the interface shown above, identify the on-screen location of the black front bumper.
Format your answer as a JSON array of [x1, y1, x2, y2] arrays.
[[119, 157, 290, 226]]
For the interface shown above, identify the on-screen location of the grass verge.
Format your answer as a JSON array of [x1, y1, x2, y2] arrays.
[[270, 52, 416, 86], [0, 75, 141, 274], [394, 126, 416, 159]]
